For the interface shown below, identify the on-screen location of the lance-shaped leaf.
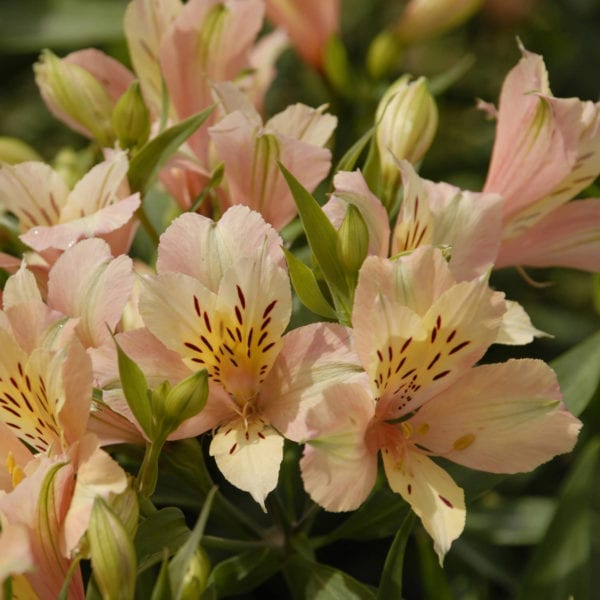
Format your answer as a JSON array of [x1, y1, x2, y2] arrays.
[[115, 339, 153, 439], [88, 497, 137, 600], [280, 163, 350, 315], [334, 126, 374, 173], [551, 329, 600, 416], [283, 248, 336, 319], [517, 438, 600, 600], [283, 554, 375, 600], [128, 106, 214, 193]]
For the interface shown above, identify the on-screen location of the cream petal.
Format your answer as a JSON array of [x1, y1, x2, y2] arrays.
[[495, 300, 548, 345], [0, 161, 68, 231], [383, 448, 465, 564], [210, 419, 283, 510], [3, 263, 43, 308], [410, 359, 582, 473]]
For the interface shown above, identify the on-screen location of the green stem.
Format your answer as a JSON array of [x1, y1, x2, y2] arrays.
[[202, 535, 268, 552], [135, 204, 160, 247], [137, 437, 166, 497]]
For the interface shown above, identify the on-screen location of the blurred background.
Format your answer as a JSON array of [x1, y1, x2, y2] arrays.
[[1, 1, 599, 598]]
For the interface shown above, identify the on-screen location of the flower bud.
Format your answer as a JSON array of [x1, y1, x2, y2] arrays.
[[0, 137, 41, 164], [34, 50, 115, 147], [88, 497, 137, 600], [180, 547, 211, 600], [161, 370, 209, 434], [366, 31, 404, 80], [375, 75, 437, 193], [395, 0, 484, 44], [336, 204, 369, 275], [112, 81, 151, 151]]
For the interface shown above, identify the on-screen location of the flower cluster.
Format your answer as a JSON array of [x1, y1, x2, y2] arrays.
[[0, 0, 597, 596]]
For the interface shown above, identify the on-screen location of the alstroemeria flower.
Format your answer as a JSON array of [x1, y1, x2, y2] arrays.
[[288, 247, 581, 561], [210, 83, 337, 230], [138, 206, 291, 507], [0, 152, 140, 266], [483, 45, 600, 271]]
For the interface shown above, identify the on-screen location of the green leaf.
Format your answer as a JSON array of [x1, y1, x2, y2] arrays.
[[334, 126, 374, 174], [203, 548, 282, 598], [376, 511, 415, 600], [169, 487, 217, 600], [517, 438, 600, 600], [0, 0, 127, 52], [135, 508, 191, 573], [279, 163, 350, 317], [128, 107, 214, 193], [283, 555, 375, 600], [415, 528, 455, 600], [283, 248, 336, 319], [115, 340, 153, 439], [551, 329, 600, 416]]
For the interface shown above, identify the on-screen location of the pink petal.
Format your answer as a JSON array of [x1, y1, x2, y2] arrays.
[[210, 110, 332, 230], [265, 0, 339, 69], [65, 49, 135, 104], [495, 198, 600, 271], [0, 162, 68, 231], [299, 383, 377, 511], [124, 0, 183, 115], [262, 322, 368, 441], [266, 103, 337, 147], [411, 359, 581, 473], [156, 206, 285, 290], [20, 193, 141, 252], [48, 238, 134, 348], [483, 49, 582, 223]]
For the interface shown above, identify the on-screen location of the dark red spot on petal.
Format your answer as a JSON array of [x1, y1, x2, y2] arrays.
[[439, 495, 453, 508]]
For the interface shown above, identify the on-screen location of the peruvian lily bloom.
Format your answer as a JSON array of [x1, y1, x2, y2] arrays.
[[287, 247, 581, 561], [483, 44, 600, 271], [0, 152, 140, 270], [264, 0, 339, 70], [138, 205, 291, 507], [210, 83, 337, 230]]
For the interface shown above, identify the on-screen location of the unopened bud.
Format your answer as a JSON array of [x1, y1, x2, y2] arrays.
[[34, 50, 115, 147], [161, 370, 209, 434], [0, 137, 41, 164], [366, 31, 404, 80], [375, 75, 437, 192], [180, 547, 211, 600], [88, 497, 137, 600], [112, 81, 151, 151], [395, 0, 484, 44], [336, 204, 369, 274]]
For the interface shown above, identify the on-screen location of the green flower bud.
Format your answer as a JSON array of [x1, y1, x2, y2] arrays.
[[161, 370, 209, 434], [0, 137, 41, 164], [88, 497, 137, 600], [180, 547, 211, 600], [112, 81, 151, 151], [34, 50, 115, 147], [336, 204, 370, 275], [375, 75, 437, 193], [366, 31, 404, 80], [395, 0, 484, 45]]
